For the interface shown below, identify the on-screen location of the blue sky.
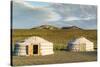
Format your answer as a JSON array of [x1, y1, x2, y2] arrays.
[[12, 0, 97, 29]]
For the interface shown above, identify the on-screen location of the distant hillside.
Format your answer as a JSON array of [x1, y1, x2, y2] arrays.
[[31, 25, 83, 30], [62, 26, 82, 30], [31, 25, 59, 30], [13, 25, 96, 31]]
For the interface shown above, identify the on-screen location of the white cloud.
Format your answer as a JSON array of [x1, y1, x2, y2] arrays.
[[64, 16, 96, 21], [13, 0, 61, 24], [13, 0, 33, 8], [13, 0, 45, 9], [45, 11, 61, 22], [82, 16, 96, 20], [64, 17, 80, 21]]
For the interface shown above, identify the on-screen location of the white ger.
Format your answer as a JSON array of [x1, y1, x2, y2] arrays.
[[14, 36, 54, 56], [67, 37, 94, 51]]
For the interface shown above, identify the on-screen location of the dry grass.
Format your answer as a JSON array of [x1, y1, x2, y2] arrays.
[[12, 51, 97, 66]]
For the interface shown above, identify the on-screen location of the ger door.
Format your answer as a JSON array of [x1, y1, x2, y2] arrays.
[[33, 45, 38, 54]]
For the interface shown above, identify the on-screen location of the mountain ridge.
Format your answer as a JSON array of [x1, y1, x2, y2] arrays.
[[31, 25, 83, 30]]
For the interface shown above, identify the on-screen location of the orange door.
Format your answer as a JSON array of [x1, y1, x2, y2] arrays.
[[28, 44, 33, 56]]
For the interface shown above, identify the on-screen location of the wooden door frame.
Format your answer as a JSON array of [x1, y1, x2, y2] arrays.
[[26, 44, 40, 56]]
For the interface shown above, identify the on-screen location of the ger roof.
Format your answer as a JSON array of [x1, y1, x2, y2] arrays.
[[68, 36, 93, 44]]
